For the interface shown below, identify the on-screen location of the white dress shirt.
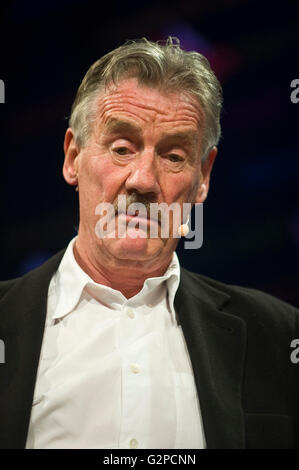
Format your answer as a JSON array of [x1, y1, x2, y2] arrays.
[[25, 237, 206, 449]]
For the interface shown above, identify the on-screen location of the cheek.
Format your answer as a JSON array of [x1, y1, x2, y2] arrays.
[[163, 172, 199, 203], [80, 151, 128, 201]]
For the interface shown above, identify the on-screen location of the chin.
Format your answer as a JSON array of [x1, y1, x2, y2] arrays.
[[104, 235, 165, 262]]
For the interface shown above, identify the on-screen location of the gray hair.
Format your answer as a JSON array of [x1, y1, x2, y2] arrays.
[[69, 37, 223, 160]]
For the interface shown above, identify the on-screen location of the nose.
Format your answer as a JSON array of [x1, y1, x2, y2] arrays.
[[125, 150, 160, 196]]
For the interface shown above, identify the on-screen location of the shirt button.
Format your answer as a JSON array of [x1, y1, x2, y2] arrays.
[[126, 307, 135, 319], [130, 438, 138, 449], [130, 363, 140, 374]]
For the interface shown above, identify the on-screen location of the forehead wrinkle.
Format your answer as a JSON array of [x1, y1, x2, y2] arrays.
[[97, 79, 203, 120], [97, 101, 166, 131], [99, 105, 201, 134], [95, 83, 203, 139], [99, 90, 170, 117]]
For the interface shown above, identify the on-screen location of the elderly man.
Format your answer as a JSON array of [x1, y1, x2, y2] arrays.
[[0, 38, 298, 450]]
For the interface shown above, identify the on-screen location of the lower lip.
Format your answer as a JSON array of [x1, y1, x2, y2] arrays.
[[117, 213, 159, 229]]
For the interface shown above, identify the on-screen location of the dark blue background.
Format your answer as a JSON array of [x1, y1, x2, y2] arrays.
[[0, 0, 298, 306]]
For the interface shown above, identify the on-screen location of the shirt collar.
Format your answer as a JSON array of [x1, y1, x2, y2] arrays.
[[52, 237, 180, 324]]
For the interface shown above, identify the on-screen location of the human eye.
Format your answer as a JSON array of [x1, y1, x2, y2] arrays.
[[166, 153, 184, 163], [113, 146, 131, 155], [110, 139, 135, 159], [160, 149, 187, 172]]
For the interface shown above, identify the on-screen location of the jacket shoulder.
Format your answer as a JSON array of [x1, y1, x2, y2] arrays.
[[181, 267, 299, 326], [0, 248, 66, 302], [0, 277, 21, 301]]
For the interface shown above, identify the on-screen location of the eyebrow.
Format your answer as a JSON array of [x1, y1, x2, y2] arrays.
[[103, 117, 199, 147], [103, 118, 143, 136], [159, 130, 199, 147]]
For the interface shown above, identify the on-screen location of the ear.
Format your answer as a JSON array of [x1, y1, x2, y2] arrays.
[[63, 128, 80, 186], [195, 146, 218, 204]]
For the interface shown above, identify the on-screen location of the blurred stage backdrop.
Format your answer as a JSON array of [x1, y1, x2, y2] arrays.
[[0, 0, 298, 306]]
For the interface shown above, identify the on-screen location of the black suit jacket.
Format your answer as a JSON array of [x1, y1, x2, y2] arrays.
[[0, 249, 298, 449]]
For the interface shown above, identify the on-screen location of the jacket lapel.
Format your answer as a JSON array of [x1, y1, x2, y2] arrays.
[[0, 249, 66, 449], [175, 269, 247, 449]]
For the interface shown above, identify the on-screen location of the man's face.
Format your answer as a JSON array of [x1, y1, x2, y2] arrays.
[[63, 77, 215, 270]]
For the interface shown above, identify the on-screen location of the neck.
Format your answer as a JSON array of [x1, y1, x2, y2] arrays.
[[73, 239, 172, 299]]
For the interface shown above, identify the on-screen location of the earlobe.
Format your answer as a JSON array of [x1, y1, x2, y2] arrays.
[[63, 128, 80, 186], [201, 183, 208, 200], [196, 183, 208, 204]]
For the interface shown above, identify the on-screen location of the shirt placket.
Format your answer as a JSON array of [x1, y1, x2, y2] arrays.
[[118, 303, 176, 449]]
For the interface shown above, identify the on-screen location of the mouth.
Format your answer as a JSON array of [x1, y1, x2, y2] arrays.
[[117, 211, 160, 230]]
